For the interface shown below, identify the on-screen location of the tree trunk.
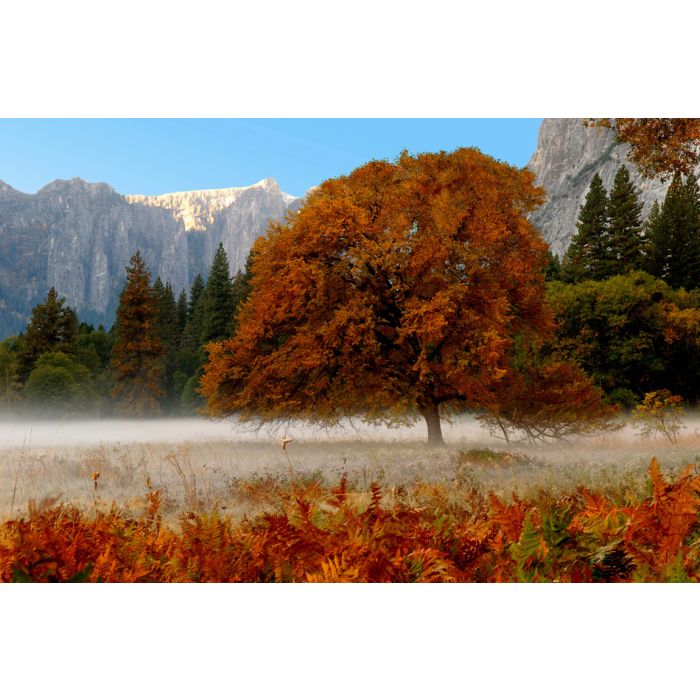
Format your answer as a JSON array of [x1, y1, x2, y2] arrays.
[[420, 403, 444, 446]]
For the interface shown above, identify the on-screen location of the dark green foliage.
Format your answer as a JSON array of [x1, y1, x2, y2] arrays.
[[16, 288, 79, 382], [176, 290, 188, 337], [645, 174, 700, 290], [187, 274, 205, 321], [561, 173, 612, 283], [181, 373, 205, 412], [201, 242, 235, 345], [75, 323, 113, 372], [547, 272, 700, 405], [544, 250, 561, 281], [0, 338, 21, 409], [154, 280, 180, 408], [0, 244, 259, 415], [23, 352, 95, 412], [606, 166, 644, 275]]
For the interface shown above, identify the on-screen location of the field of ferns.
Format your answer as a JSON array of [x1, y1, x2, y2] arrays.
[[2, 423, 700, 582]]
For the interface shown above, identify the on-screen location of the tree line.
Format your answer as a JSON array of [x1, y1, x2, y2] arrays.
[[0, 243, 252, 416], [4, 144, 700, 440], [544, 166, 700, 407]]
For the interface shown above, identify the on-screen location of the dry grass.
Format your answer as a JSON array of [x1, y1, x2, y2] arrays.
[[2, 419, 700, 524]]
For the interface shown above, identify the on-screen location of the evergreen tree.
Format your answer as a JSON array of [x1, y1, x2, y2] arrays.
[[154, 280, 180, 409], [187, 274, 205, 321], [176, 290, 188, 337], [175, 277, 207, 413], [231, 249, 255, 310], [561, 173, 611, 283], [180, 274, 206, 354], [645, 174, 700, 289], [607, 165, 644, 274], [0, 339, 21, 409], [544, 249, 561, 281], [201, 242, 235, 344], [110, 251, 164, 416], [16, 287, 79, 382]]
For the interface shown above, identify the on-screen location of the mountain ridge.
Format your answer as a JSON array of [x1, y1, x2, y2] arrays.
[[0, 175, 300, 338]]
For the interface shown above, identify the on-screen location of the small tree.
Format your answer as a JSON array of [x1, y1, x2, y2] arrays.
[[607, 165, 644, 275], [154, 279, 180, 409], [201, 242, 235, 345], [110, 251, 164, 416], [632, 389, 684, 445], [561, 173, 611, 283], [16, 287, 78, 381], [0, 340, 21, 409], [645, 174, 700, 291]]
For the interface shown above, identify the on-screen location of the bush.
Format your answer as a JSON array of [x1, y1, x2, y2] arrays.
[[631, 389, 685, 444]]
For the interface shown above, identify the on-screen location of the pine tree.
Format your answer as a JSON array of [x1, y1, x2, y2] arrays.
[[110, 251, 164, 416], [154, 280, 180, 409], [176, 290, 188, 337], [607, 165, 644, 274], [179, 274, 206, 355], [230, 247, 256, 333], [16, 287, 79, 382], [187, 274, 205, 321], [201, 242, 235, 344], [561, 173, 611, 283], [645, 174, 700, 289], [544, 249, 561, 281], [0, 340, 21, 408]]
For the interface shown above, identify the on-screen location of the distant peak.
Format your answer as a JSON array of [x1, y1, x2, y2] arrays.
[[254, 176, 279, 190], [38, 177, 116, 196], [0, 179, 21, 196]]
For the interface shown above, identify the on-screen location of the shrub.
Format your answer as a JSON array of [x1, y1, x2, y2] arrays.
[[631, 389, 684, 444]]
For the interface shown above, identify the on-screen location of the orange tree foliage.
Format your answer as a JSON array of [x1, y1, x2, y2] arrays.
[[593, 119, 700, 179], [2, 459, 700, 582], [200, 149, 553, 444], [110, 251, 165, 416], [477, 359, 620, 444]]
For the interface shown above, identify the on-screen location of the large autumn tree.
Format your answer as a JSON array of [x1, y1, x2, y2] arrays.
[[200, 149, 553, 444], [110, 251, 164, 416]]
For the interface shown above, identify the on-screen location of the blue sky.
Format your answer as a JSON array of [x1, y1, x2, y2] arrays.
[[0, 119, 542, 198]]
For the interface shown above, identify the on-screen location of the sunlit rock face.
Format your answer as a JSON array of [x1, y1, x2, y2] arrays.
[[527, 119, 676, 259], [0, 177, 301, 337], [128, 178, 303, 276]]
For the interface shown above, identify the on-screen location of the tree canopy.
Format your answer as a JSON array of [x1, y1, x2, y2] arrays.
[[200, 148, 553, 444], [593, 119, 700, 179]]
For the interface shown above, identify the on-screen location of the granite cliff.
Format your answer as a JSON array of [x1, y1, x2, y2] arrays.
[[0, 177, 300, 337], [527, 119, 678, 258]]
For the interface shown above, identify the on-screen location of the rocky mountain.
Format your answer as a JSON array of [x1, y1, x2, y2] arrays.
[[527, 119, 677, 258], [0, 177, 300, 338]]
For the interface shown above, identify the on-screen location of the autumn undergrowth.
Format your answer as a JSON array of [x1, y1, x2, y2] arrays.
[[1, 452, 700, 582]]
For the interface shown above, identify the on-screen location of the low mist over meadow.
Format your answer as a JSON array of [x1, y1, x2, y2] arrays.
[[2, 413, 700, 525]]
